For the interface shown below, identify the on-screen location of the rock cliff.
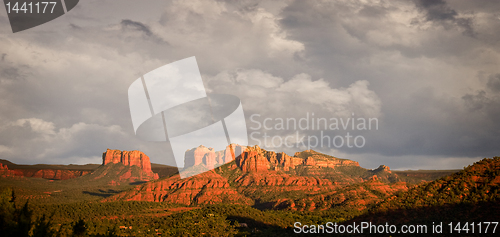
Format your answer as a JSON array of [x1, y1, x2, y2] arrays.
[[0, 163, 16, 178], [102, 149, 158, 179], [107, 146, 404, 208], [14, 169, 92, 180], [104, 170, 253, 205], [0, 162, 92, 180], [183, 144, 245, 170], [184, 145, 360, 173], [235, 145, 271, 172]]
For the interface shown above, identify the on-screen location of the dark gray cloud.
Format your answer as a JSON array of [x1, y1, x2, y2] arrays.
[[487, 74, 500, 92], [277, 0, 500, 161], [416, 0, 457, 21], [414, 0, 474, 36], [120, 19, 168, 45], [121, 19, 153, 36], [1, 66, 27, 81]]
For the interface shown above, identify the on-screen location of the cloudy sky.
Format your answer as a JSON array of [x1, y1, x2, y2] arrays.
[[1, 0, 499, 170]]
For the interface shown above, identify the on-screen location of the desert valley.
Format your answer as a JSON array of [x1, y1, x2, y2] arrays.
[[1, 146, 499, 236]]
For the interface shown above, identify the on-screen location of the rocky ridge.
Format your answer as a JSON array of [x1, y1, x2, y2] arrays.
[[105, 170, 252, 205], [15, 169, 92, 180], [106, 145, 408, 210], [0, 162, 92, 180], [184, 145, 360, 172], [0, 163, 16, 178], [102, 149, 158, 180]]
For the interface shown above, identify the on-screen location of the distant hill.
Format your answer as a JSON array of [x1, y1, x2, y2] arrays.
[[0, 159, 100, 170], [0, 160, 96, 180], [0, 149, 168, 204], [151, 163, 179, 178], [0, 152, 178, 180], [348, 157, 500, 226], [0, 159, 16, 166], [392, 169, 460, 184], [1, 146, 468, 209], [3, 148, 497, 236]]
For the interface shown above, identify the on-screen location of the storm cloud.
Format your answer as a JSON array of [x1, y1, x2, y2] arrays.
[[0, 0, 499, 170]]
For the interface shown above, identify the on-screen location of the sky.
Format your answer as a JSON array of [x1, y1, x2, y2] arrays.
[[1, 0, 500, 170]]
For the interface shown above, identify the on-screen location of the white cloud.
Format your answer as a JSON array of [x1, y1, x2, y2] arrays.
[[206, 69, 381, 118], [0, 117, 134, 164], [11, 118, 56, 135], [1, 0, 500, 169], [0, 145, 13, 154]]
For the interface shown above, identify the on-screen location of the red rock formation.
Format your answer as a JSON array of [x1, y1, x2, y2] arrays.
[[104, 146, 406, 209], [183, 144, 247, 170], [102, 149, 158, 179], [104, 170, 253, 205], [184, 145, 217, 170], [303, 157, 316, 166], [295, 150, 360, 168], [223, 145, 239, 163], [235, 146, 271, 172], [31, 169, 91, 180], [275, 179, 411, 211], [374, 165, 391, 173], [103, 149, 152, 172], [6, 168, 91, 180], [186, 145, 361, 173]]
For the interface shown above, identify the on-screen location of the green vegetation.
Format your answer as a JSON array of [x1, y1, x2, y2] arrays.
[[0, 159, 100, 171], [0, 159, 178, 179], [375, 157, 500, 211], [0, 163, 152, 205], [392, 169, 459, 184], [24, 202, 364, 236], [1, 156, 499, 236], [348, 157, 500, 227], [150, 164, 179, 178], [293, 150, 347, 161]]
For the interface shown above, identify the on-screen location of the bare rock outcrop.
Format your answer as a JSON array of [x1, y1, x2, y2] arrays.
[[103, 145, 405, 208], [29, 169, 91, 180], [0, 164, 16, 178], [184, 144, 247, 171], [104, 170, 253, 205], [235, 146, 271, 172], [0, 164, 89, 180], [185, 145, 361, 173], [102, 149, 158, 179]]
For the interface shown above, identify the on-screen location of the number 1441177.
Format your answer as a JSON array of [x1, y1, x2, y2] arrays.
[[5, 1, 58, 14], [448, 222, 498, 234]]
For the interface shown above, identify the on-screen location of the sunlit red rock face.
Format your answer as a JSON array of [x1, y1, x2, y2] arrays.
[[106, 145, 405, 209], [295, 150, 360, 168], [103, 149, 152, 172], [186, 145, 360, 173], [184, 145, 246, 170], [12, 169, 92, 180], [102, 149, 158, 180], [0, 163, 91, 180], [104, 170, 252, 205], [0, 164, 16, 178], [90, 163, 159, 186], [184, 146, 217, 170], [272, 179, 410, 211], [236, 146, 271, 172]]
